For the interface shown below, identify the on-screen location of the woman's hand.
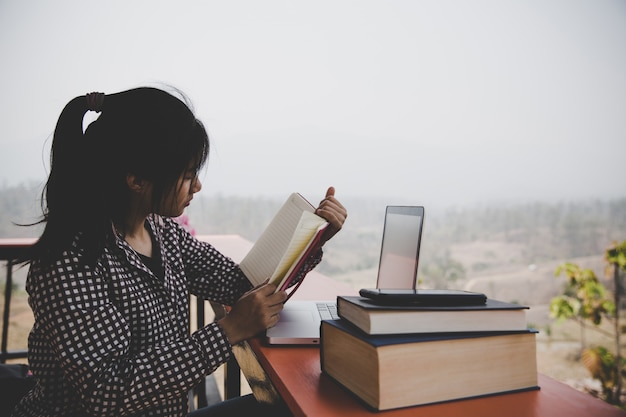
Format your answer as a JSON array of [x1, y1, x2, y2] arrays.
[[218, 283, 287, 345], [315, 186, 348, 246]]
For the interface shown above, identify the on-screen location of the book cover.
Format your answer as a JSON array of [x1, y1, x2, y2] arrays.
[[321, 319, 539, 411], [337, 295, 529, 334]]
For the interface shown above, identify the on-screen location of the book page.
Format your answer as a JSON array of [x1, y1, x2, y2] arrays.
[[269, 211, 328, 288], [239, 193, 316, 286]]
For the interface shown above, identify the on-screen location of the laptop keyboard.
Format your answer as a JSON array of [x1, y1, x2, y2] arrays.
[[316, 302, 339, 320]]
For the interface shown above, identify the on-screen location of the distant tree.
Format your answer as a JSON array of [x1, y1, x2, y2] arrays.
[[420, 249, 465, 289], [0, 182, 43, 238]]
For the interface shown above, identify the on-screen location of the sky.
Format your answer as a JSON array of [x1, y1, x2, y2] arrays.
[[1, 0, 625, 209]]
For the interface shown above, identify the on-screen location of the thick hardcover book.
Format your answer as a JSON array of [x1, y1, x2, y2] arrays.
[[320, 319, 539, 411], [239, 193, 328, 292], [337, 295, 529, 334]]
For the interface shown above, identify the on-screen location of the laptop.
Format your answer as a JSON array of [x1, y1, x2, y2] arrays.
[[265, 206, 425, 345]]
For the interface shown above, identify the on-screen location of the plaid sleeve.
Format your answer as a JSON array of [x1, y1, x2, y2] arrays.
[[175, 227, 252, 305]]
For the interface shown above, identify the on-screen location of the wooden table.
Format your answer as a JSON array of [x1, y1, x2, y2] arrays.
[[237, 337, 626, 417]]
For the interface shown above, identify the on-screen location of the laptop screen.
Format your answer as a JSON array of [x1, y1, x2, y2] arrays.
[[376, 206, 424, 289]]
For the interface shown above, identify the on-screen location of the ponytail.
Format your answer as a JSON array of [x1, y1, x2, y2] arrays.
[[47, 96, 92, 217], [28, 95, 107, 265]]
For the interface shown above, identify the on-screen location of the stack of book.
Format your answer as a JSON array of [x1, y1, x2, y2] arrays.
[[320, 295, 538, 411]]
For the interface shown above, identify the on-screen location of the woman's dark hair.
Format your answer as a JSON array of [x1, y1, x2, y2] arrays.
[[26, 87, 209, 266]]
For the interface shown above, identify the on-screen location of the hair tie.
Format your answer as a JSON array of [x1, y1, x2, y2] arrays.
[[86, 92, 105, 112]]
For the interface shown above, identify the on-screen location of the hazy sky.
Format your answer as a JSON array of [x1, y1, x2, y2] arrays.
[[1, 0, 625, 209]]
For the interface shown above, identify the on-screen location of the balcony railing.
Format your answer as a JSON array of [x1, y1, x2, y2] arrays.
[[0, 238, 33, 363], [0, 238, 240, 408]]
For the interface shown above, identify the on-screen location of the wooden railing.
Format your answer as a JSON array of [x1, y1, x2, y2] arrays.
[[0, 238, 240, 408], [0, 238, 33, 363]]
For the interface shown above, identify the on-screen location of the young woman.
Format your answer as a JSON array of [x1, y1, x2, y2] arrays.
[[13, 87, 347, 417]]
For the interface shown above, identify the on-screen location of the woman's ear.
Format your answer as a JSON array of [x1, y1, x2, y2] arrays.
[[126, 173, 149, 193]]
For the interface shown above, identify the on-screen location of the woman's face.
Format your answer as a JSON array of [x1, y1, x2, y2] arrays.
[[160, 167, 202, 217]]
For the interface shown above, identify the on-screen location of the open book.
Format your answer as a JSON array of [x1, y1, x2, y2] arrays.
[[239, 193, 329, 293]]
